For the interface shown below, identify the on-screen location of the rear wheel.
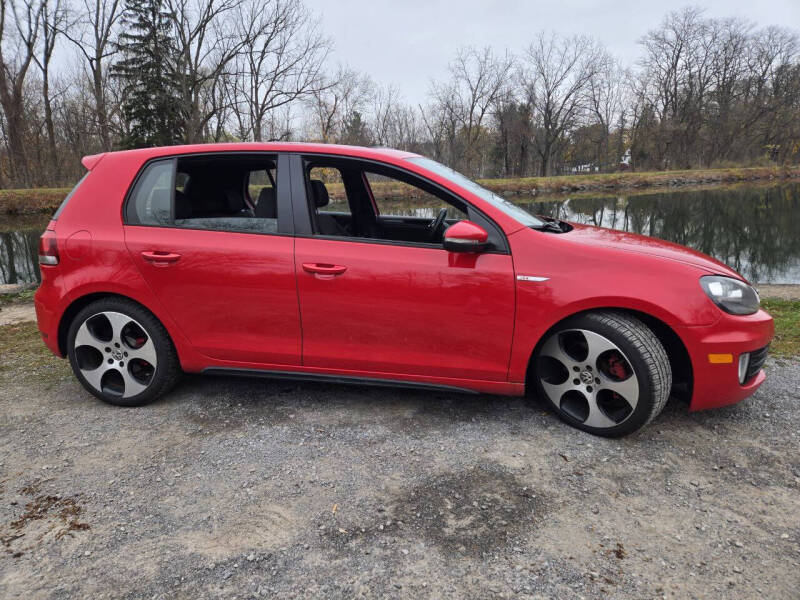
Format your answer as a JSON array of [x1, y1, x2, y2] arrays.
[[67, 298, 180, 406], [531, 311, 671, 437]]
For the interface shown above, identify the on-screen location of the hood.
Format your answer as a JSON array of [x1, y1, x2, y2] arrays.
[[565, 223, 745, 280]]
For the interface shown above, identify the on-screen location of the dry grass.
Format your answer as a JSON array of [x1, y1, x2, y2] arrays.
[[0, 188, 70, 216]]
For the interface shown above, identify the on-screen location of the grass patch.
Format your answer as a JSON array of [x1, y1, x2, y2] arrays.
[[761, 299, 800, 358], [0, 321, 69, 386], [0, 187, 70, 216], [0, 289, 36, 305]]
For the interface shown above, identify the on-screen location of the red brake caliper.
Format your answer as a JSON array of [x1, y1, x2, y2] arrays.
[[606, 355, 626, 380], [605, 354, 628, 401]]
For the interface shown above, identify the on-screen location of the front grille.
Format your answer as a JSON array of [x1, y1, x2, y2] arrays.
[[745, 345, 769, 383]]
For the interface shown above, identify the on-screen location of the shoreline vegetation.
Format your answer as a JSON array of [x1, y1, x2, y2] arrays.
[[1, 165, 800, 216]]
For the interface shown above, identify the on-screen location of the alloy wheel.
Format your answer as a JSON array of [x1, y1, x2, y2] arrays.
[[72, 311, 158, 398], [537, 328, 640, 429]]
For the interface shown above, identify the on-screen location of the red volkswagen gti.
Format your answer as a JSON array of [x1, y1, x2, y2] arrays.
[[34, 143, 774, 436]]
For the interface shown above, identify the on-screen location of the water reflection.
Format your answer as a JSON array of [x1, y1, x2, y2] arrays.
[[368, 183, 800, 284], [2, 183, 799, 284], [522, 183, 800, 284], [0, 230, 40, 285]]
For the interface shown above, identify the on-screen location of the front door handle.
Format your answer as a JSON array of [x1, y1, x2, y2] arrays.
[[141, 251, 182, 265], [302, 262, 347, 276]]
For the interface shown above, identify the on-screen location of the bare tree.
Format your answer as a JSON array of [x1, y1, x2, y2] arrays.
[[429, 46, 514, 175], [232, 0, 328, 141], [0, 0, 44, 185], [306, 65, 371, 143], [522, 32, 603, 176], [586, 54, 627, 169], [34, 0, 68, 177], [369, 82, 399, 147], [61, 0, 122, 151], [166, 0, 248, 143]]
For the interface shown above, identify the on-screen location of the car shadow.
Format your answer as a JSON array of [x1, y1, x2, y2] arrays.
[[163, 372, 545, 437]]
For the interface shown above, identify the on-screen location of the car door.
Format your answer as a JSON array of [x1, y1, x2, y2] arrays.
[[292, 154, 515, 383], [123, 153, 301, 366]]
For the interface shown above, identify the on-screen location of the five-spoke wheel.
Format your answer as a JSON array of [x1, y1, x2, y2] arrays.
[[73, 311, 157, 398], [67, 298, 179, 406], [532, 311, 671, 437]]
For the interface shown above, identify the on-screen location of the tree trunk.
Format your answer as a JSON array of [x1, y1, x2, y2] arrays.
[[0, 92, 30, 187], [93, 64, 111, 151], [42, 69, 59, 181]]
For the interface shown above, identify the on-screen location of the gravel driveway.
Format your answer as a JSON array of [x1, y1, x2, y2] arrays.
[[1, 330, 798, 599]]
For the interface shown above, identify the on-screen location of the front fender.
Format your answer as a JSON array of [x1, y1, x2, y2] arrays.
[[507, 229, 720, 383]]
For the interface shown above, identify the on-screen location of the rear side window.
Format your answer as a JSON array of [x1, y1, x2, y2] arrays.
[[127, 160, 174, 225], [125, 155, 282, 235], [53, 172, 90, 219], [173, 155, 277, 234]]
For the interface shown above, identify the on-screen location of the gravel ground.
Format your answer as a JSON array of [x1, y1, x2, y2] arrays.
[[0, 338, 798, 600], [0, 304, 36, 326]]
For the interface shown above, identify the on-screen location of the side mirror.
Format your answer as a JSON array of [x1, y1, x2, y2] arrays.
[[443, 220, 489, 253]]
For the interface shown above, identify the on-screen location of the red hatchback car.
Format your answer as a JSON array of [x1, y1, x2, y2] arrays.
[[34, 143, 774, 436]]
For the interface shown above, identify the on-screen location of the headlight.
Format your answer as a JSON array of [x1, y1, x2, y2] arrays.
[[700, 275, 760, 315]]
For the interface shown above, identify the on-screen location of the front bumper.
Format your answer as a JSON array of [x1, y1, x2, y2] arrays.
[[679, 308, 774, 411]]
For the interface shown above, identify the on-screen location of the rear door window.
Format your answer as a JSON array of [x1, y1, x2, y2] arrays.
[[126, 155, 282, 234]]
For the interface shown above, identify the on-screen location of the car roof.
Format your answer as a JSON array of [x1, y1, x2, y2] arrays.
[[81, 143, 421, 171]]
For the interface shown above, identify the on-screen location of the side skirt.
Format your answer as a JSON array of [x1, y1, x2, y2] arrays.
[[202, 367, 480, 394]]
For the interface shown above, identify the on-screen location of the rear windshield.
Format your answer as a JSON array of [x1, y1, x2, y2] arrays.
[[53, 172, 89, 219]]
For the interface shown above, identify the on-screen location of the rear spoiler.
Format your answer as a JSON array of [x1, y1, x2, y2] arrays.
[[81, 153, 107, 171]]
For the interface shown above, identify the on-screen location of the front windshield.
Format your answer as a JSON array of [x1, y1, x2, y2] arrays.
[[406, 157, 544, 228]]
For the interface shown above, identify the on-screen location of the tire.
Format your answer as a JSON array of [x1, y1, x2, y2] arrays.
[[531, 310, 671, 437], [66, 297, 181, 407]]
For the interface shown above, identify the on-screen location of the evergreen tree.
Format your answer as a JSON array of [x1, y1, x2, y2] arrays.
[[339, 111, 371, 146], [113, 0, 183, 148]]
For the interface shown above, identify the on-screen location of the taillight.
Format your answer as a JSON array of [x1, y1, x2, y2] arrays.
[[38, 230, 59, 265]]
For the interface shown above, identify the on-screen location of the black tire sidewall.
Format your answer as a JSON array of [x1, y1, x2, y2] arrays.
[[67, 298, 174, 407], [533, 314, 660, 437]]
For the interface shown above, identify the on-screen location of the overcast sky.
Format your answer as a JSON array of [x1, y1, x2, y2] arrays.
[[304, 0, 800, 105]]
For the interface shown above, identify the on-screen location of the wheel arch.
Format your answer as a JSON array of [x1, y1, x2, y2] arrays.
[[57, 292, 173, 358], [524, 307, 693, 402]]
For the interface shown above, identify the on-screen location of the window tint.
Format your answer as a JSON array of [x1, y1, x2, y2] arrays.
[[128, 160, 173, 225], [365, 171, 467, 221], [247, 168, 273, 203], [304, 166, 352, 237], [302, 156, 478, 245], [127, 155, 283, 234], [173, 156, 278, 234], [308, 167, 350, 215]]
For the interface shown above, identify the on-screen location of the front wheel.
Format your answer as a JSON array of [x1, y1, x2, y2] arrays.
[[531, 311, 671, 437], [67, 297, 180, 406]]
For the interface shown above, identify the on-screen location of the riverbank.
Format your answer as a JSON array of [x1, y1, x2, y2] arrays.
[[480, 165, 800, 196], [2, 165, 800, 215]]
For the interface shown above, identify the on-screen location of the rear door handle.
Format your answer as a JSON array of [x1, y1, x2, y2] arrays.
[[302, 262, 347, 276], [141, 251, 182, 265]]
